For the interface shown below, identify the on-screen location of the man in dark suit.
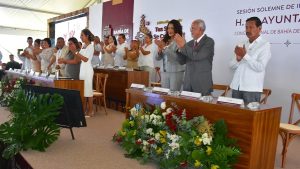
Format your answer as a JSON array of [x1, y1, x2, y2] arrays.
[[174, 19, 214, 95]]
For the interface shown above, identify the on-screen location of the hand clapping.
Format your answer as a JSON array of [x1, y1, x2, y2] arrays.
[[174, 33, 186, 48], [154, 39, 166, 52], [234, 45, 246, 61]]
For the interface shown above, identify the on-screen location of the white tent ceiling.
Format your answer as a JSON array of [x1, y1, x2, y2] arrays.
[[0, 0, 100, 32]]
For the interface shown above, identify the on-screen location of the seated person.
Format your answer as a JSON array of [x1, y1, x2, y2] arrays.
[[123, 40, 139, 69], [5, 54, 21, 70]]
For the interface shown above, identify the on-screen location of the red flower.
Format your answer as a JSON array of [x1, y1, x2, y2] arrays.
[[136, 140, 142, 145], [180, 161, 188, 168], [113, 134, 123, 143], [166, 112, 177, 131], [147, 138, 155, 144]]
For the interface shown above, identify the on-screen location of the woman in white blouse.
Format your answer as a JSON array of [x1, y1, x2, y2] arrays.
[[139, 33, 156, 82], [102, 35, 117, 66], [91, 36, 102, 67], [72, 29, 95, 117], [38, 38, 54, 73]]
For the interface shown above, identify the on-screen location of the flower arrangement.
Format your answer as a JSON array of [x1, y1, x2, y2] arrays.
[[113, 102, 241, 169], [0, 76, 36, 106]]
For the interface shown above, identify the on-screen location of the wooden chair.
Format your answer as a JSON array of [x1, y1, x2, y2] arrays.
[[279, 93, 300, 168], [212, 84, 230, 96], [93, 73, 108, 115], [150, 67, 161, 87], [260, 89, 272, 104]]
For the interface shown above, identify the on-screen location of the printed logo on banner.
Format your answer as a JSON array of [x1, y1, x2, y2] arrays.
[[135, 15, 151, 43], [234, 2, 300, 47]]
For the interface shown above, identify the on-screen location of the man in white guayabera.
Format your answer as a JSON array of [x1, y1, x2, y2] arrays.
[[229, 16, 271, 104]]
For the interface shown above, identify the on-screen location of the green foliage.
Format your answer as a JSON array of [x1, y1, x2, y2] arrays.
[[113, 103, 241, 169], [0, 90, 63, 159]]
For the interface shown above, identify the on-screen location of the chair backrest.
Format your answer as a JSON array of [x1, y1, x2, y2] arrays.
[[150, 67, 162, 87], [94, 73, 108, 97], [260, 89, 272, 104], [288, 93, 300, 125], [154, 67, 161, 83], [212, 84, 230, 96]]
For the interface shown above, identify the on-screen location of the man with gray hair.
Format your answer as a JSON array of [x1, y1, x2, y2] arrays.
[[174, 19, 214, 95]]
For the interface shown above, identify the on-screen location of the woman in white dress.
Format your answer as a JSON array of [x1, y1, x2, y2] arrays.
[[91, 36, 102, 67], [102, 35, 117, 66], [72, 29, 95, 117]]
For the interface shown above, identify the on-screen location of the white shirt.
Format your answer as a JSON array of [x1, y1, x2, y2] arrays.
[[138, 43, 156, 68], [39, 48, 54, 73], [24, 47, 33, 70], [114, 42, 128, 67], [229, 36, 271, 92], [55, 45, 69, 76], [195, 33, 205, 44]]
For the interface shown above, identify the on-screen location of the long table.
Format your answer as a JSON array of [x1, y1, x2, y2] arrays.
[[94, 68, 149, 109], [5, 70, 84, 106], [125, 88, 281, 169]]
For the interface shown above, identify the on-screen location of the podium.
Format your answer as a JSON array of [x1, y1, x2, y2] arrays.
[[94, 68, 149, 109], [125, 88, 281, 169]]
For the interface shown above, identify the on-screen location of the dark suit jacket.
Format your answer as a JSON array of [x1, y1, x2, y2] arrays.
[[176, 34, 214, 95]]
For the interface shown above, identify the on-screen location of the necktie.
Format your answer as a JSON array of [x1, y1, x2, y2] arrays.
[[193, 40, 198, 49]]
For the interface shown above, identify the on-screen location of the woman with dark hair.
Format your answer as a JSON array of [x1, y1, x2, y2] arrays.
[[39, 38, 54, 73], [155, 19, 185, 91], [139, 33, 156, 82], [25, 39, 42, 72], [124, 40, 139, 69], [58, 37, 81, 79], [102, 35, 117, 66], [74, 28, 95, 117], [91, 36, 102, 66]]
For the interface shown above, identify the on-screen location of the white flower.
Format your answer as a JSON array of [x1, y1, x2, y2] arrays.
[[155, 133, 160, 141], [202, 137, 212, 145], [169, 142, 180, 151], [167, 133, 180, 142], [160, 102, 166, 110], [144, 115, 150, 122], [202, 133, 208, 138], [143, 140, 149, 146], [150, 114, 156, 121], [201, 133, 212, 145], [165, 150, 170, 159], [166, 108, 173, 114], [146, 128, 154, 136], [130, 107, 137, 117]]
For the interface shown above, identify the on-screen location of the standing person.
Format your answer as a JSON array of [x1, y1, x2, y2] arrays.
[[102, 35, 117, 66], [19, 37, 33, 70], [155, 19, 185, 91], [39, 38, 54, 73], [25, 39, 42, 72], [91, 36, 102, 67], [139, 33, 156, 82], [229, 17, 271, 104], [58, 37, 81, 80], [114, 34, 128, 67], [76, 28, 95, 117], [124, 40, 139, 69], [175, 19, 215, 95], [52, 37, 69, 76]]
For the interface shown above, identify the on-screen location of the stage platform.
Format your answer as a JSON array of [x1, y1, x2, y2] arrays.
[[0, 107, 299, 169]]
